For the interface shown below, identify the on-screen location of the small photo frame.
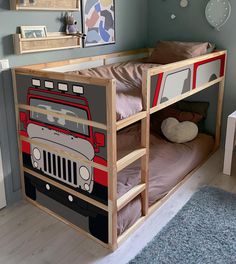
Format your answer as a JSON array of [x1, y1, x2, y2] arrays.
[[20, 26, 47, 38]]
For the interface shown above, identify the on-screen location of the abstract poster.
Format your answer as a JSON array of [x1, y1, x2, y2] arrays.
[[82, 0, 115, 47]]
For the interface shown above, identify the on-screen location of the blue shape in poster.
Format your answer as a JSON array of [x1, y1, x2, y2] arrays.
[[95, 2, 101, 12], [99, 20, 110, 42], [86, 28, 101, 43]]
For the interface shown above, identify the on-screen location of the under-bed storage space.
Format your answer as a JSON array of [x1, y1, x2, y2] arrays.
[[13, 48, 226, 250]]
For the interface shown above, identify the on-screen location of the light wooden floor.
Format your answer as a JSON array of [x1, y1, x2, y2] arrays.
[[0, 149, 235, 264]]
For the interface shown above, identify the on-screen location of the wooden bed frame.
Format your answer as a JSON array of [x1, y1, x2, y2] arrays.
[[12, 48, 227, 251]]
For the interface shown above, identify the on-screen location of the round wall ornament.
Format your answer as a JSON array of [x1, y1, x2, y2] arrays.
[[205, 0, 231, 30]]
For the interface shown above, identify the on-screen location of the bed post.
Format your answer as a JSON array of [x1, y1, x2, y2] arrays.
[[214, 52, 227, 149], [141, 69, 151, 215], [11, 69, 25, 196], [107, 79, 118, 250]]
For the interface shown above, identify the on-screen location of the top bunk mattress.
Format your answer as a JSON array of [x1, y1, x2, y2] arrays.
[[71, 61, 158, 120]]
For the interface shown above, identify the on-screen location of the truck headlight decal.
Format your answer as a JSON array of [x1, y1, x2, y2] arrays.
[[33, 148, 41, 160], [79, 166, 90, 181]]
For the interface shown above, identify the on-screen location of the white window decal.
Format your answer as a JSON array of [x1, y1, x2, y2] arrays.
[[45, 81, 54, 89], [32, 79, 40, 87], [58, 83, 68, 92], [73, 85, 84, 94]]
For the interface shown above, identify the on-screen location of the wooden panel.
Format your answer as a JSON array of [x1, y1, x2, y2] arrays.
[[117, 148, 146, 172], [116, 111, 147, 131], [106, 79, 118, 250], [140, 69, 150, 216], [13, 0, 79, 10], [117, 184, 146, 211]]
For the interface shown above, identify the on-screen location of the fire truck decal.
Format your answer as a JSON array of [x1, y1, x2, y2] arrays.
[[151, 54, 226, 107], [16, 73, 109, 242]]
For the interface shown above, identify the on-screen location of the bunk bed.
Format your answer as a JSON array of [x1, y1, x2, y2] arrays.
[[12, 47, 227, 250]]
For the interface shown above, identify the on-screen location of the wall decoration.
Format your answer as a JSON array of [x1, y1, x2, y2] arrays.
[[180, 0, 188, 8], [171, 14, 176, 20], [82, 0, 115, 47], [20, 25, 47, 38], [205, 0, 231, 31]]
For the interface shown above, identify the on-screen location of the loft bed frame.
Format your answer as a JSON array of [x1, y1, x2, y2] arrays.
[[12, 48, 227, 251]]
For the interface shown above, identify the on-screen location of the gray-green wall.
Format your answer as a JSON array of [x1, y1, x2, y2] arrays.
[[148, 0, 236, 140], [0, 0, 148, 205]]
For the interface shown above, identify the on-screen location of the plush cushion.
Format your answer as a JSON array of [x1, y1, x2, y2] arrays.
[[176, 101, 209, 119], [151, 106, 203, 134], [146, 41, 211, 64], [161, 117, 198, 143]]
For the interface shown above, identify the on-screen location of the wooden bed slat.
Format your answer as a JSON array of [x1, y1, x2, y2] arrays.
[[18, 104, 107, 130], [23, 167, 108, 212], [20, 136, 108, 172], [116, 111, 147, 131], [117, 183, 146, 211], [106, 79, 118, 250], [117, 148, 146, 172], [117, 216, 146, 246]]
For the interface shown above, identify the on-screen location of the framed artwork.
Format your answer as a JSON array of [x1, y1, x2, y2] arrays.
[[20, 26, 47, 38], [82, 0, 115, 47]]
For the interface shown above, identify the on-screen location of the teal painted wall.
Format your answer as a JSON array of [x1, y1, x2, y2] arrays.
[[148, 0, 236, 139], [0, 0, 148, 204]]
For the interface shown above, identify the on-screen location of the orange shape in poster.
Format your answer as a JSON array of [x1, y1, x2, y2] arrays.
[[86, 10, 100, 28]]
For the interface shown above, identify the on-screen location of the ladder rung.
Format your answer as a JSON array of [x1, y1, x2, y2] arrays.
[[117, 183, 146, 211], [116, 111, 147, 131], [117, 148, 146, 172]]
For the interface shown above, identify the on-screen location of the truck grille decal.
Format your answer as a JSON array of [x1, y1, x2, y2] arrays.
[[42, 150, 78, 188]]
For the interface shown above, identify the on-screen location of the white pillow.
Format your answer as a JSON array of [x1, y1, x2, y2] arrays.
[[161, 117, 198, 143]]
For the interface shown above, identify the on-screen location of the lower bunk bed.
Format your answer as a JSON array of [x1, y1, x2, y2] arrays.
[[12, 46, 227, 250], [116, 124, 214, 236]]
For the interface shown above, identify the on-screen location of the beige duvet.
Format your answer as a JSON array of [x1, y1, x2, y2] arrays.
[[72, 61, 157, 120]]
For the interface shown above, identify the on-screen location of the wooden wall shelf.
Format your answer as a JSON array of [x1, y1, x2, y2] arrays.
[[13, 33, 81, 54], [11, 0, 80, 11]]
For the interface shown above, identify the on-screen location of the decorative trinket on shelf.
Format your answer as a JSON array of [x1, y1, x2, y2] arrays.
[[205, 0, 231, 30], [65, 12, 86, 40]]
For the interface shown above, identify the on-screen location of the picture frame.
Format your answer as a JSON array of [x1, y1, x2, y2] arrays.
[[20, 26, 47, 39], [81, 0, 115, 47]]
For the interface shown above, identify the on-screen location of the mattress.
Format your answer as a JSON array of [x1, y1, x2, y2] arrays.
[[71, 61, 158, 120], [116, 125, 214, 235]]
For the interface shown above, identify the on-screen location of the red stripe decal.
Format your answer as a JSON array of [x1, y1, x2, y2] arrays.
[[152, 73, 163, 107], [193, 54, 226, 89]]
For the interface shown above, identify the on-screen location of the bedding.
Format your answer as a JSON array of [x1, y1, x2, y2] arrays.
[[71, 61, 158, 120], [145, 41, 213, 64], [151, 105, 203, 135], [116, 124, 214, 235], [161, 118, 198, 143]]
